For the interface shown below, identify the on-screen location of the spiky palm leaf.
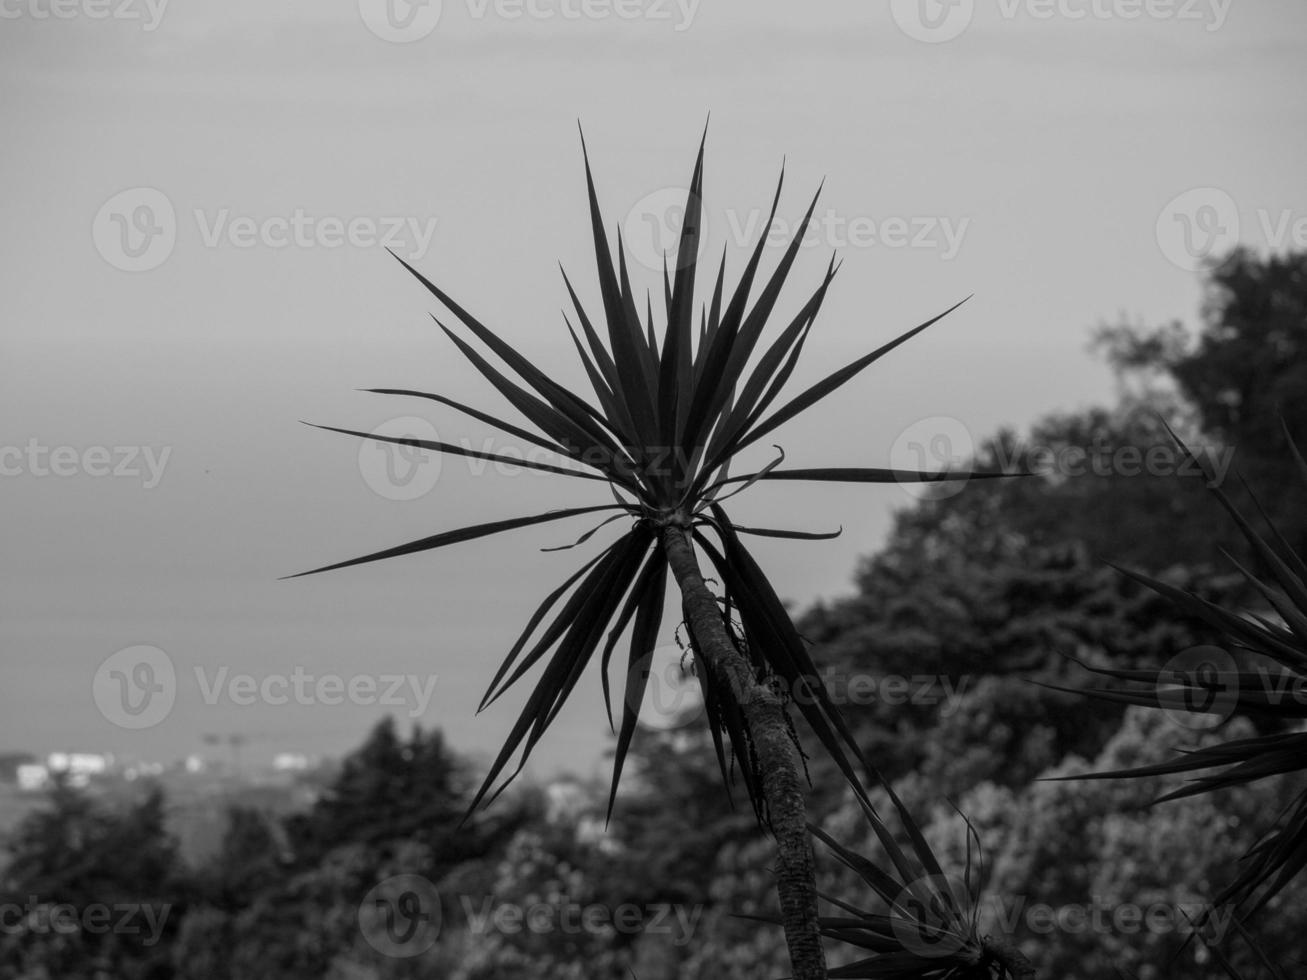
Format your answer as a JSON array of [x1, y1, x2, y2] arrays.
[[1194, 912, 1294, 980], [291, 127, 1000, 819], [1058, 422, 1307, 919], [747, 784, 1033, 979]]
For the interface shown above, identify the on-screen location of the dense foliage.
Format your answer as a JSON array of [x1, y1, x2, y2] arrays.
[[4, 248, 1304, 977]]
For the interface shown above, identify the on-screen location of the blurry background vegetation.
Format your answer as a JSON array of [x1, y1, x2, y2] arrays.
[[3, 247, 1305, 978]]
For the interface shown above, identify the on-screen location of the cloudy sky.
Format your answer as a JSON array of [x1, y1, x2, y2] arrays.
[[3, 0, 1305, 785]]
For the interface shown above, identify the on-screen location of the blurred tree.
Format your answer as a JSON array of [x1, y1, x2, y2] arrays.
[[285, 718, 508, 878], [1093, 247, 1307, 552], [928, 707, 1307, 979], [606, 727, 759, 911], [0, 780, 185, 980], [173, 841, 380, 980], [197, 805, 288, 912], [799, 528, 1238, 791]]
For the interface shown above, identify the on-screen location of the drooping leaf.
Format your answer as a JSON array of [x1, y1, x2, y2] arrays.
[[467, 526, 654, 814], [606, 551, 668, 821]]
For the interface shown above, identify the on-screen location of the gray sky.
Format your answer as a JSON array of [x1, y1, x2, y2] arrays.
[[3, 0, 1305, 785]]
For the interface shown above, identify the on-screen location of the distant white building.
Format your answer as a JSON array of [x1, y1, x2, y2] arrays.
[[125, 761, 164, 780], [45, 752, 112, 787], [16, 764, 49, 792], [272, 753, 310, 772]]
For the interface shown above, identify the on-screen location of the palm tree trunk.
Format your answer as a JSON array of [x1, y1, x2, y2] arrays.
[[660, 523, 827, 980]]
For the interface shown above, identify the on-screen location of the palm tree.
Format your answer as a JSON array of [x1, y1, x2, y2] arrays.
[[291, 127, 987, 979]]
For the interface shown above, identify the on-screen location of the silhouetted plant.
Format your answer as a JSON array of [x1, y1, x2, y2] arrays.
[[291, 126, 998, 979], [754, 785, 1034, 978]]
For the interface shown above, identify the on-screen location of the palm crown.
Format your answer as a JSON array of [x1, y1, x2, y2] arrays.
[[292, 127, 987, 820]]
